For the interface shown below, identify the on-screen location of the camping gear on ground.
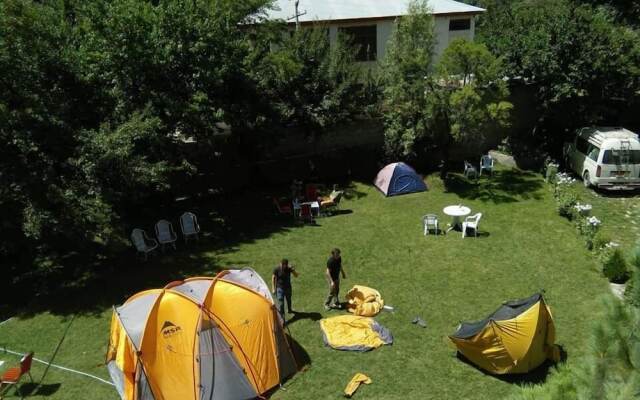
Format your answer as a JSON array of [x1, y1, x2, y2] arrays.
[[480, 155, 494, 176], [130, 229, 158, 260], [0, 352, 34, 398], [422, 214, 439, 236], [464, 161, 478, 179], [320, 315, 393, 352], [345, 285, 384, 317], [374, 162, 427, 196], [344, 373, 372, 398], [382, 305, 395, 313], [449, 293, 560, 374], [462, 213, 483, 238], [106, 268, 297, 400], [179, 212, 200, 243], [411, 317, 427, 328]]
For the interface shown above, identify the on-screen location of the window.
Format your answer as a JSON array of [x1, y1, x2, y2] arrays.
[[602, 149, 640, 165], [449, 19, 471, 31], [576, 137, 590, 155], [586, 144, 600, 162], [339, 25, 377, 62]]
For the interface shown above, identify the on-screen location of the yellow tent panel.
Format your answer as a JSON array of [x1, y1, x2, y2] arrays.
[[449, 293, 559, 374]]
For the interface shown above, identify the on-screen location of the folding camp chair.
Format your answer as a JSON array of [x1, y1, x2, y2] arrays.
[[179, 212, 200, 244], [131, 229, 158, 261], [0, 352, 34, 399], [273, 197, 293, 216], [305, 184, 319, 202], [320, 190, 343, 216]]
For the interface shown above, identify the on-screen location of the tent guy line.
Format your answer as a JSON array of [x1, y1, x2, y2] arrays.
[[0, 317, 13, 327], [0, 347, 115, 386]]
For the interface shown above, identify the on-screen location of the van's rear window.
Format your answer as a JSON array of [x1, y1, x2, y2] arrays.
[[602, 150, 640, 164]]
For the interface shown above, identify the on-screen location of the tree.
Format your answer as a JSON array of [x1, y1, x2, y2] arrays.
[[434, 39, 512, 156], [0, 0, 274, 296], [475, 0, 640, 156], [247, 25, 364, 141], [380, 1, 511, 169], [379, 0, 437, 159]]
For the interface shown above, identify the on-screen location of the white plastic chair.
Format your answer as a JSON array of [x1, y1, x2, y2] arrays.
[[155, 219, 177, 251], [422, 214, 439, 236], [479, 155, 494, 176], [131, 229, 158, 260], [179, 212, 200, 243], [462, 213, 482, 238], [464, 161, 478, 179]]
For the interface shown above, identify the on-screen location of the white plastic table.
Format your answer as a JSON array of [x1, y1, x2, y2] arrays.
[[443, 205, 471, 232]]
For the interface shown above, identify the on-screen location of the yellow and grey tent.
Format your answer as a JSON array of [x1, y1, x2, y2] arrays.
[[320, 315, 393, 352], [449, 293, 560, 374], [345, 285, 384, 317], [105, 268, 297, 400]]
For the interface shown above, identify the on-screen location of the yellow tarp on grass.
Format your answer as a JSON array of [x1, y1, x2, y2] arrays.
[[345, 285, 384, 317], [320, 315, 393, 352]]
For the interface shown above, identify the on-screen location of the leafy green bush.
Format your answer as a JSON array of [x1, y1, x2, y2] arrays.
[[555, 189, 578, 220], [576, 215, 601, 250], [601, 248, 629, 283], [592, 232, 612, 254], [625, 245, 640, 306]]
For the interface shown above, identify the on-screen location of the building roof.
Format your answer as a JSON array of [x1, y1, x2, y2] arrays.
[[265, 0, 485, 24]]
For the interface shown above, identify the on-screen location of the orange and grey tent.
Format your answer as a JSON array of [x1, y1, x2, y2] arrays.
[[106, 268, 297, 400], [449, 293, 560, 374]]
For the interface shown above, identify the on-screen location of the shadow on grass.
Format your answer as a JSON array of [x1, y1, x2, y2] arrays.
[[286, 311, 322, 326], [455, 346, 567, 386], [4, 181, 362, 319], [289, 336, 311, 370], [11, 382, 61, 398], [444, 169, 544, 204]]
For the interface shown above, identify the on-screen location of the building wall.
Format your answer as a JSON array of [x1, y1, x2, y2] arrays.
[[326, 14, 476, 65]]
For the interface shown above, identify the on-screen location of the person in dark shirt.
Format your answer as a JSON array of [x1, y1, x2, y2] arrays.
[[272, 259, 299, 317], [324, 248, 346, 310]]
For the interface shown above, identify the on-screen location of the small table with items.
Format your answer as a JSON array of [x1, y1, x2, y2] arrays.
[[443, 205, 471, 232], [293, 201, 321, 218]]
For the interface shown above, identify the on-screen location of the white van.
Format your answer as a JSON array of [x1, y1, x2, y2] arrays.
[[563, 127, 640, 190]]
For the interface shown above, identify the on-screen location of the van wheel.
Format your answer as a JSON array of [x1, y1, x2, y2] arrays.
[[583, 171, 591, 188]]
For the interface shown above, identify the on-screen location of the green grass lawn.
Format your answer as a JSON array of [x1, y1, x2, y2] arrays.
[[0, 167, 616, 399]]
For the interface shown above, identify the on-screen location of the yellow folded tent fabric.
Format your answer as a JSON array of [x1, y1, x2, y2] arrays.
[[320, 315, 393, 352], [105, 268, 298, 400], [345, 285, 385, 317], [343, 373, 372, 398], [449, 293, 560, 375]]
